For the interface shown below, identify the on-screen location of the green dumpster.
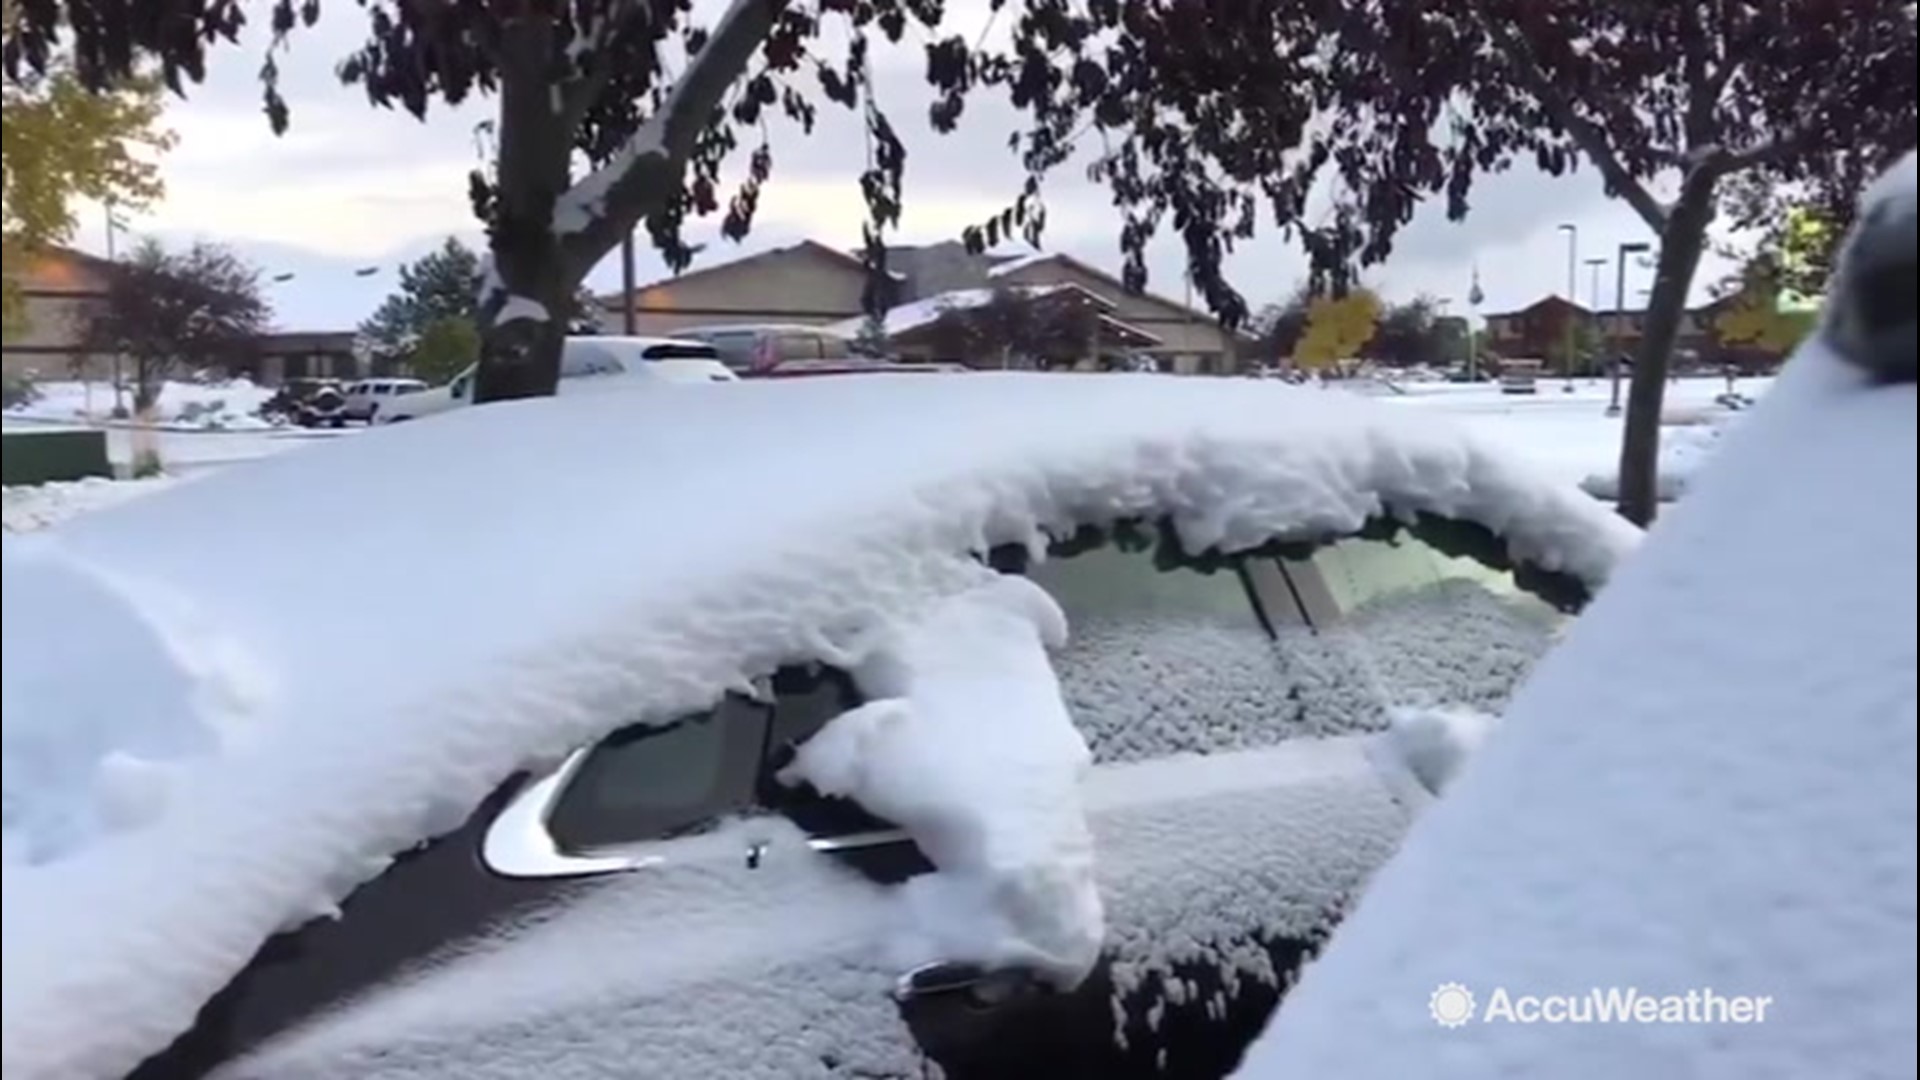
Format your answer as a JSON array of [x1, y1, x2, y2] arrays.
[[2, 427, 114, 486]]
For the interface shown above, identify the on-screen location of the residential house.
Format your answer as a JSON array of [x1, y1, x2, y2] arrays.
[[822, 282, 1162, 369], [2, 246, 116, 381], [1483, 293, 1770, 373], [3, 246, 366, 386], [249, 332, 365, 383], [601, 239, 1239, 373]]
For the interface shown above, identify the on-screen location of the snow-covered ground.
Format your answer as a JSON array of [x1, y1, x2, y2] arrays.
[[1367, 376, 1770, 496], [3, 477, 182, 535]]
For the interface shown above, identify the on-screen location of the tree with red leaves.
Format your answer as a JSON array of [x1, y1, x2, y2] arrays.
[[1018, 0, 1914, 522]]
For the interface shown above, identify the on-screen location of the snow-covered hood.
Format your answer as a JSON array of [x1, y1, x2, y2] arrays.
[[1, 372, 1636, 1080]]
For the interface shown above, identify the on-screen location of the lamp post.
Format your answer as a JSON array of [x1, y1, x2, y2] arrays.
[[102, 201, 136, 417], [1610, 241, 1654, 417], [1584, 256, 1607, 382], [1557, 223, 1578, 391], [620, 231, 638, 335]]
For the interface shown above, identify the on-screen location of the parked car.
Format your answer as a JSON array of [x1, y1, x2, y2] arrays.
[[2, 375, 1636, 1080], [669, 322, 864, 372], [342, 378, 429, 423], [377, 336, 735, 423], [1497, 359, 1544, 395], [259, 378, 347, 426]]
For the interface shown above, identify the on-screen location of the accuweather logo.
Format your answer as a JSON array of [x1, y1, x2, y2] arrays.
[[1429, 983, 1477, 1028], [1429, 984, 1774, 1027]]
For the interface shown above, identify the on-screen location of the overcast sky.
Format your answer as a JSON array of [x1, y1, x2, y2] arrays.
[[71, 1, 1748, 334]]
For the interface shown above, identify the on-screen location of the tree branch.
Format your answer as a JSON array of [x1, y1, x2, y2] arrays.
[[1478, 7, 1670, 232], [1680, 4, 1717, 150], [556, 0, 789, 272], [1712, 77, 1853, 175], [559, 0, 638, 133]]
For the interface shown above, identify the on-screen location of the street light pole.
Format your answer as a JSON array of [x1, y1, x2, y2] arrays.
[[103, 201, 133, 417], [1467, 265, 1485, 382], [1558, 223, 1578, 391], [1610, 241, 1653, 417], [1585, 256, 1607, 383]]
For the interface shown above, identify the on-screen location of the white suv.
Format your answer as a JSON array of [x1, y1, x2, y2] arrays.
[[376, 337, 736, 424], [343, 378, 429, 423]]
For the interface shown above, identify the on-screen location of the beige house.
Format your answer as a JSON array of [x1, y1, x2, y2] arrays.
[[601, 240, 1239, 373], [2, 247, 117, 381]]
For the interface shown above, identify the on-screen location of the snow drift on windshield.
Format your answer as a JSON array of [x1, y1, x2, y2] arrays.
[[1, 372, 1634, 1080], [1233, 153, 1917, 1080], [781, 575, 1102, 987]]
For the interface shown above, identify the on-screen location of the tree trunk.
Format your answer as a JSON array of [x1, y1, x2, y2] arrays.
[[1616, 170, 1719, 527], [473, 15, 580, 405]]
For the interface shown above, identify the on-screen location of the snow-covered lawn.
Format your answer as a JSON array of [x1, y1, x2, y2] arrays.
[[7, 378, 277, 431]]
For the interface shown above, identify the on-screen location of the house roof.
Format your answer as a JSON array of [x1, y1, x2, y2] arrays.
[[14, 246, 116, 296], [822, 283, 1119, 339], [986, 251, 1215, 325], [600, 240, 904, 306]]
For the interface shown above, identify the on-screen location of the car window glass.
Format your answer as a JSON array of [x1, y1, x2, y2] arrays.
[[641, 343, 724, 361], [777, 334, 821, 362], [704, 333, 759, 368], [1023, 542, 1330, 763], [546, 695, 770, 852], [560, 344, 626, 378], [1280, 534, 1564, 716], [757, 665, 897, 838]]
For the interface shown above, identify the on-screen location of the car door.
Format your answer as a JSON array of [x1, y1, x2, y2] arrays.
[[138, 690, 949, 1080]]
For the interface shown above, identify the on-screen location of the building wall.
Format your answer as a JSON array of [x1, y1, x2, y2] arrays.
[[990, 260, 1236, 373], [609, 245, 870, 336], [3, 249, 117, 381]]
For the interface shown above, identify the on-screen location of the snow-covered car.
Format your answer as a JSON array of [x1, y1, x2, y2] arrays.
[[1231, 153, 1917, 1080], [341, 378, 429, 423], [376, 336, 735, 423], [1, 374, 1635, 1080], [258, 379, 348, 427]]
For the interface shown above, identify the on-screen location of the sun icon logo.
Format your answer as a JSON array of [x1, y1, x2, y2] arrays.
[[1429, 982, 1476, 1028]]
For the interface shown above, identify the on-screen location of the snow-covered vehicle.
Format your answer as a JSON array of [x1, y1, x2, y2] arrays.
[[1231, 152, 1917, 1080], [376, 336, 736, 423], [1, 373, 1635, 1080], [342, 378, 429, 423]]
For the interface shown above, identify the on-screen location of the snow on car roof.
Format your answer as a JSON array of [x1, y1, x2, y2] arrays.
[[1, 372, 1635, 1080], [1233, 152, 1917, 1080]]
